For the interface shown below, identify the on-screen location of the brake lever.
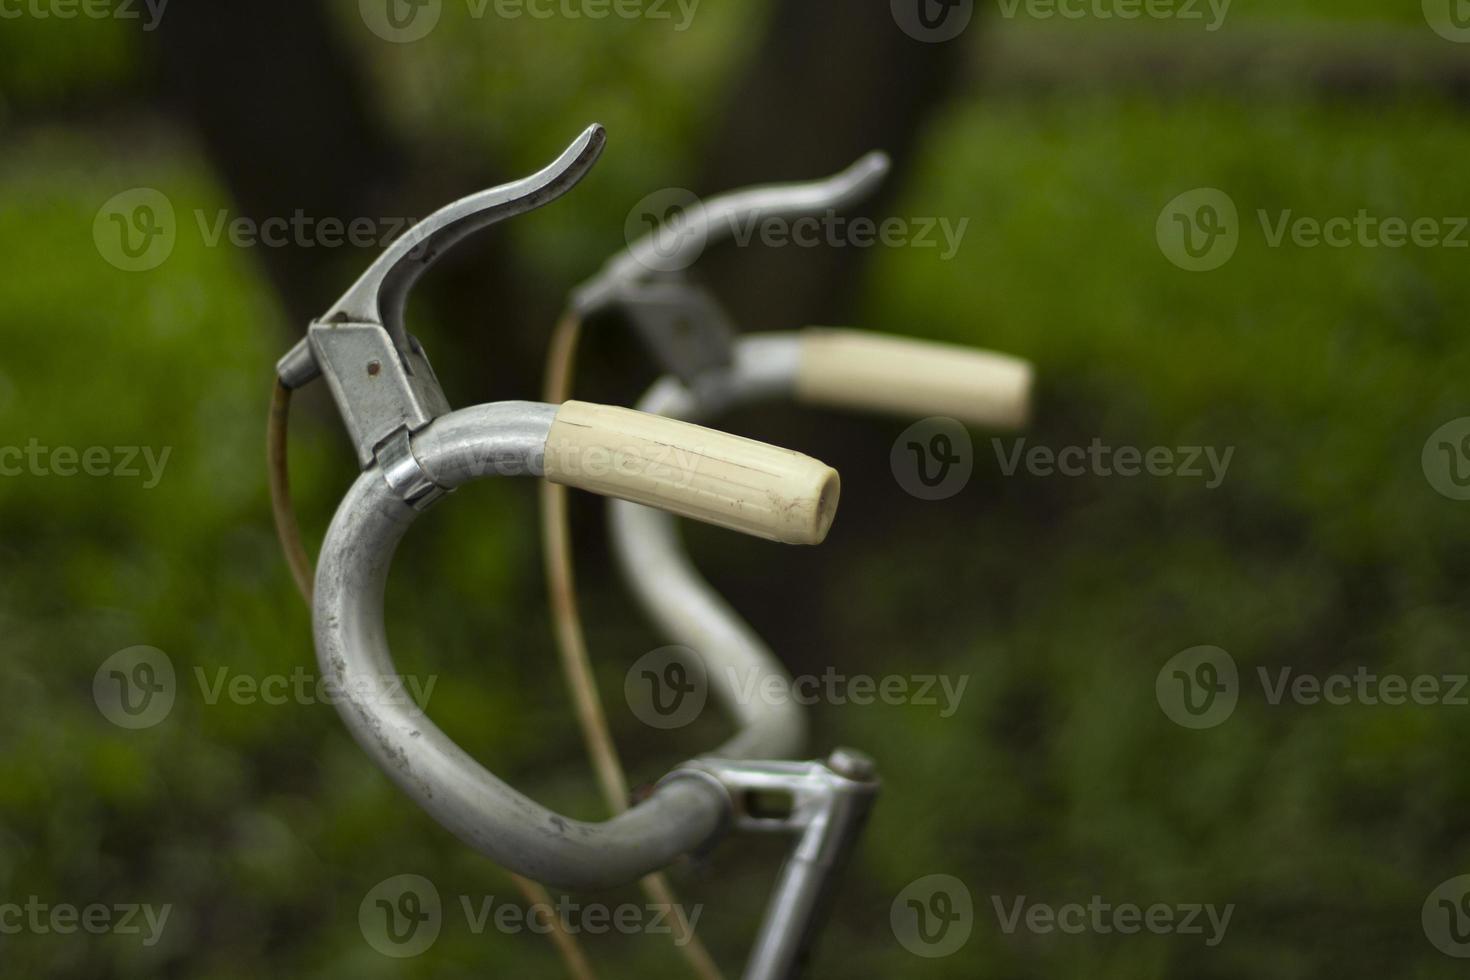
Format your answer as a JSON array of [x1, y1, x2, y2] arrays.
[[277, 125, 605, 479], [572, 152, 892, 387]]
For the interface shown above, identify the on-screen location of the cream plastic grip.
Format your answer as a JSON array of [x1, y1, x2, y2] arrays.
[[796, 328, 1034, 429], [544, 401, 840, 546]]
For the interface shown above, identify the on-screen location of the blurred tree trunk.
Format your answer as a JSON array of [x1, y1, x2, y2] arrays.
[[146, 0, 408, 328], [674, 2, 974, 673], [696, 0, 972, 330], [144, 1, 532, 400]]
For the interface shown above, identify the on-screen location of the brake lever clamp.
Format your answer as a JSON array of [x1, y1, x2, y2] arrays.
[[275, 124, 608, 504]]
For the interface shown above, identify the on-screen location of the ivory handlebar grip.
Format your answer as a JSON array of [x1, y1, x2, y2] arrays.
[[796, 328, 1034, 429], [544, 401, 840, 546]]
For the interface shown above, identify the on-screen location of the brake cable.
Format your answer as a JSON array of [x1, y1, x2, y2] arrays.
[[540, 310, 724, 980]]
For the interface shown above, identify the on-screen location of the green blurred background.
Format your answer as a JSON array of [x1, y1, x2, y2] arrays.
[[4, 0, 1470, 976]]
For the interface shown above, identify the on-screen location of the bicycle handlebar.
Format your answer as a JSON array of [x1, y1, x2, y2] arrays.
[[284, 131, 865, 896], [314, 402, 744, 890]]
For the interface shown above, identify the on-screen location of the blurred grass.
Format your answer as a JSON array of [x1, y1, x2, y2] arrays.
[[3, 2, 1470, 978]]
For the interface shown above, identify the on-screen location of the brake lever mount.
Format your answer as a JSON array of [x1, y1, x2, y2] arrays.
[[275, 124, 607, 500]]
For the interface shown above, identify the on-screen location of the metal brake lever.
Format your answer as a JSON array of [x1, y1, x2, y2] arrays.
[[276, 124, 606, 473], [570, 152, 892, 385]]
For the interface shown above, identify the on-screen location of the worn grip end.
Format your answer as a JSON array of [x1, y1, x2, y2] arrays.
[[545, 401, 839, 546]]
